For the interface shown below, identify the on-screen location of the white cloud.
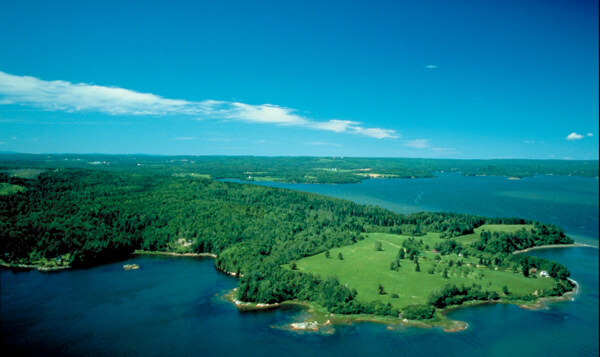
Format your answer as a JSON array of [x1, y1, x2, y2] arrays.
[[425, 65, 437, 69], [351, 126, 399, 139], [0, 71, 202, 116], [172, 137, 197, 141], [228, 103, 306, 125], [0, 71, 399, 140], [524, 140, 536, 144], [311, 119, 359, 133], [404, 139, 430, 148], [586, 133, 593, 137], [566, 132, 584, 140]]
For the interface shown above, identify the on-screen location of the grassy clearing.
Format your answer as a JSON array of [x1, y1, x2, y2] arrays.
[[294, 225, 553, 310], [453, 224, 534, 245], [250, 176, 285, 182], [0, 183, 25, 195], [3, 169, 44, 179]]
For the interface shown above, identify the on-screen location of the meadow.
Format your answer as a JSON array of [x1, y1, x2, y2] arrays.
[[294, 225, 554, 309]]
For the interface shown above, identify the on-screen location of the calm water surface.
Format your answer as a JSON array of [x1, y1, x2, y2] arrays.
[[237, 173, 599, 246], [2, 174, 598, 356]]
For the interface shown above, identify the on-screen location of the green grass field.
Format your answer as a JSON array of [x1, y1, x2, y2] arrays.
[[293, 225, 553, 310], [0, 183, 25, 195]]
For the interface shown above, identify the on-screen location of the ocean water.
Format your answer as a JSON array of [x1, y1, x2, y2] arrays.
[[232, 173, 599, 246], [2, 174, 598, 356]]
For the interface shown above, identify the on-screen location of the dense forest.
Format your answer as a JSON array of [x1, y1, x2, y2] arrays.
[[1, 154, 597, 184], [0, 166, 575, 319]]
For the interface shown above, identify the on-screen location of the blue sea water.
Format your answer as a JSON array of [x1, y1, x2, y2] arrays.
[[2, 174, 598, 356], [235, 173, 599, 246]]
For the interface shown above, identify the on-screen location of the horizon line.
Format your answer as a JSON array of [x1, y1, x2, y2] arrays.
[[0, 151, 597, 162]]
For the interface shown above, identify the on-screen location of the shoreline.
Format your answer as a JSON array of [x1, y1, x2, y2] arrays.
[[512, 243, 596, 254], [224, 285, 578, 334], [0, 261, 71, 272], [133, 250, 217, 258]]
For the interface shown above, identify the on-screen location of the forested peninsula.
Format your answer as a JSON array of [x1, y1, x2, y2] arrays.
[[0, 161, 578, 328]]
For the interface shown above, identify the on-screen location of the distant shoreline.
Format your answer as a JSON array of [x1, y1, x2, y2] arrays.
[[133, 250, 217, 258], [512, 243, 596, 254], [0, 260, 71, 272]]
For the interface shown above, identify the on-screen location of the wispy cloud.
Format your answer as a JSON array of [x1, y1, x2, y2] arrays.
[[566, 132, 584, 141], [586, 133, 593, 137], [351, 127, 398, 139], [311, 119, 358, 133], [404, 139, 430, 149], [171, 137, 197, 141], [307, 141, 342, 147], [0, 71, 399, 139], [425, 65, 437, 69]]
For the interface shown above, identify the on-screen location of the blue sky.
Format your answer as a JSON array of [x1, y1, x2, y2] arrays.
[[0, 0, 598, 159]]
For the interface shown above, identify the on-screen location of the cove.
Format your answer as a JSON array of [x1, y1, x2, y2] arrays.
[[2, 249, 597, 356]]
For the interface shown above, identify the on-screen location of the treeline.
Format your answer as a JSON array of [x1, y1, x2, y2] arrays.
[[428, 284, 499, 309], [426, 278, 574, 312], [0, 168, 575, 318], [472, 224, 572, 254], [237, 270, 398, 316]]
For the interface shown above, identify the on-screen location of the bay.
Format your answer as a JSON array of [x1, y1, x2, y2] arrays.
[[234, 173, 599, 246], [2, 174, 598, 356]]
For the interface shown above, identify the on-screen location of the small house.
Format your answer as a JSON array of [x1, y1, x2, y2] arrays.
[[539, 270, 550, 278]]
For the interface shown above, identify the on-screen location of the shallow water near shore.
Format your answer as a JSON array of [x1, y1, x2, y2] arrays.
[[2, 174, 599, 356]]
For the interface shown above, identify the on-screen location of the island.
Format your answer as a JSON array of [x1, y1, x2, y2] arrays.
[[0, 158, 580, 331]]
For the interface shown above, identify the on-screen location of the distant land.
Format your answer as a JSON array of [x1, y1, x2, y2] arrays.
[[0, 153, 598, 184]]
